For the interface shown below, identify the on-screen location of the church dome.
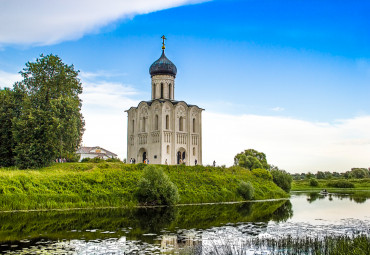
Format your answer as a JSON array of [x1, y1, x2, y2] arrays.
[[149, 50, 177, 77]]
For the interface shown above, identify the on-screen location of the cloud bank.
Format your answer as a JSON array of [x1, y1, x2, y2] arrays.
[[0, 70, 21, 88], [203, 112, 370, 172], [0, 0, 208, 45]]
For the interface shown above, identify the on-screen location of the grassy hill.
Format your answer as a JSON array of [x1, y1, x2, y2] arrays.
[[0, 162, 288, 211]]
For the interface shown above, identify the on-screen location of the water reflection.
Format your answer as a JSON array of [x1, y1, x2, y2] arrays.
[[303, 190, 370, 204], [0, 191, 369, 254]]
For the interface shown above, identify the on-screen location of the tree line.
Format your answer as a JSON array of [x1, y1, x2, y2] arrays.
[[0, 54, 84, 169], [291, 168, 370, 180]]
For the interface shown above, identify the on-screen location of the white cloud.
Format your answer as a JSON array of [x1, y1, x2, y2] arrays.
[[0, 70, 21, 88], [0, 0, 209, 45], [203, 112, 370, 173], [271, 106, 285, 112]]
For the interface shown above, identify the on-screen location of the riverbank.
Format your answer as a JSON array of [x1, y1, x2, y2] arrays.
[[0, 163, 287, 211], [291, 178, 370, 191]]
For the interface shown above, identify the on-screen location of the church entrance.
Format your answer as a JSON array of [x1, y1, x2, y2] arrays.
[[138, 148, 147, 163], [177, 148, 186, 164]]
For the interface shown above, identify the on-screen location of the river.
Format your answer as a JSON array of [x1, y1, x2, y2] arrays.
[[0, 191, 369, 254]]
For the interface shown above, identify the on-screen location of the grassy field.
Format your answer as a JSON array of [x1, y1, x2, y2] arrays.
[[0, 162, 287, 211], [292, 178, 370, 191]]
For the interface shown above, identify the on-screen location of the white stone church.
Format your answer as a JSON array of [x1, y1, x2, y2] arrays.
[[125, 37, 203, 165]]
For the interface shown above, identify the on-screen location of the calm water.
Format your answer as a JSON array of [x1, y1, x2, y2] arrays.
[[0, 191, 369, 254]]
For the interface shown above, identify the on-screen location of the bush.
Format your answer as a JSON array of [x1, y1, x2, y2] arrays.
[[251, 168, 273, 180], [237, 181, 254, 200], [136, 165, 179, 205], [309, 178, 319, 187], [105, 158, 121, 163], [271, 170, 293, 193], [328, 180, 355, 188]]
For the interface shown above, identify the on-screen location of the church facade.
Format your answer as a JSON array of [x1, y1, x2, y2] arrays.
[[126, 38, 203, 165]]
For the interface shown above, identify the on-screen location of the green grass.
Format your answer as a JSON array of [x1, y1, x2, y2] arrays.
[[0, 163, 288, 211], [291, 178, 370, 191]]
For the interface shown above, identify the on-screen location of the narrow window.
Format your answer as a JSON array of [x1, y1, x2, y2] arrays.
[[169, 84, 172, 99], [193, 118, 196, 133], [142, 118, 146, 132], [167, 145, 170, 154], [155, 115, 159, 130], [166, 115, 169, 129], [193, 147, 196, 156], [179, 117, 183, 131], [161, 83, 164, 99], [153, 84, 156, 99], [132, 120, 135, 133]]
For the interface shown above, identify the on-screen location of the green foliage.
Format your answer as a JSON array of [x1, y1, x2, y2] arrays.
[[0, 162, 288, 211], [136, 165, 179, 205], [237, 181, 254, 200], [234, 149, 269, 170], [271, 169, 293, 192], [0, 88, 17, 167], [252, 168, 273, 180], [2, 54, 84, 169], [81, 157, 104, 163], [105, 158, 121, 163], [328, 180, 355, 188], [309, 178, 319, 187]]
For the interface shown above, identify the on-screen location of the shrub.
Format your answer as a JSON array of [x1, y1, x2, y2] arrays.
[[328, 180, 355, 188], [309, 178, 319, 187], [252, 168, 273, 180], [271, 170, 293, 193], [237, 181, 254, 200], [105, 158, 121, 163], [136, 165, 179, 205]]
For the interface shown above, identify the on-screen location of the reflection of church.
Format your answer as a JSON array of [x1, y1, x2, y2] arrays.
[[126, 36, 203, 165]]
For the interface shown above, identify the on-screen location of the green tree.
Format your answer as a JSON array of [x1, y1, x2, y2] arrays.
[[0, 88, 16, 166], [234, 149, 269, 170], [136, 165, 179, 205], [271, 169, 293, 193], [12, 54, 84, 168]]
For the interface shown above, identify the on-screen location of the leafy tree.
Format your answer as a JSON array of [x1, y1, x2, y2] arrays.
[[11, 54, 84, 168], [237, 181, 254, 200], [271, 169, 293, 193], [309, 178, 319, 187], [350, 168, 368, 179], [234, 149, 269, 170], [0, 88, 16, 166], [136, 165, 179, 205]]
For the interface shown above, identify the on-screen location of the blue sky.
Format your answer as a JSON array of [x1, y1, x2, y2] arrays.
[[0, 0, 369, 172]]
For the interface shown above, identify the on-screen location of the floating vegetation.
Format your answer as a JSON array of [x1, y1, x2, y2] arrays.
[[196, 234, 370, 255]]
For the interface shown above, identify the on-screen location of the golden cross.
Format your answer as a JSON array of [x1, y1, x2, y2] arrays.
[[161, 35, 166, 50]]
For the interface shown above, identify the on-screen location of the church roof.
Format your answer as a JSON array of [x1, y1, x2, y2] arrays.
[[125, 99, 204, 112], [149, 50, 177, 77]]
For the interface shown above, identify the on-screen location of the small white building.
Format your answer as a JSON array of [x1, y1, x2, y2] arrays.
[[125, 37, 204, 166], [76, 146, 118, 161]]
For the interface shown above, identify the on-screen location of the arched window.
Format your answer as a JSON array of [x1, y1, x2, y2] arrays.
[[142, 118, 146, 132], [167, 145, 170, 154], [169, 84, 172, 99], [132, 120, 135, 133], [179, 116, 183, 131], [153, 84, 156, 99], [161, 83, 164, 99], [193, 118, 196, 133], [155, 115, 159, 130], [166, 115, 169, 129], [193, 147, 196, 156]]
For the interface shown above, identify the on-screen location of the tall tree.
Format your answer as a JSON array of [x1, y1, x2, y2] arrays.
[[12, 54, 84, 168], [0, 88, 16, 167], [234, 149, 269, 170]]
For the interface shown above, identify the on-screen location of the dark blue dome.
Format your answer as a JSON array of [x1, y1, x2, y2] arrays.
[[149, 50, 177, 77]]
